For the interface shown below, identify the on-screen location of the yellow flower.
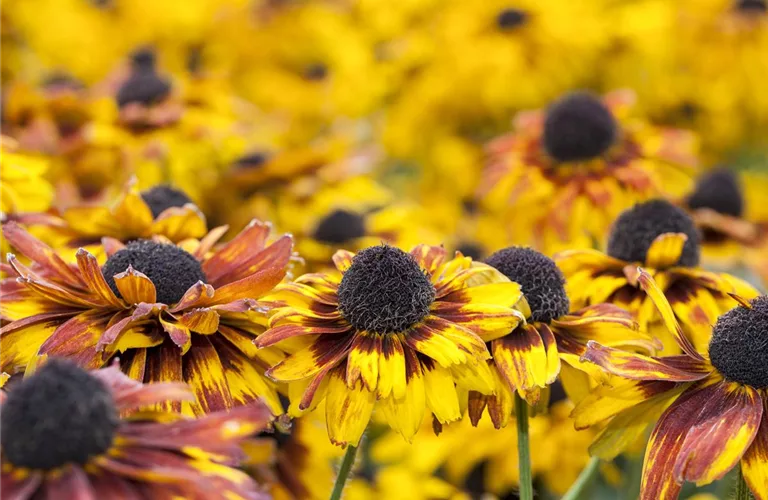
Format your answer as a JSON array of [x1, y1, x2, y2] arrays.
[[0, 137, 54, 216], [257, 244, 526, 446], [556, 199, 759, 354], [575, 270, 768, 500], [1, 220, 293, 415], [0, 357, 272, 499], [469, 247, 651, 428], [478, 90, 698, 254]]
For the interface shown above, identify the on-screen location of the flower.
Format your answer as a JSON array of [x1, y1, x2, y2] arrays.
[[49, 181, 209, 259], [0, 137, 54, 216], [470, 247, 649, 428], [0, 219, 292, 415], [556, 199, 759, 354], [575, 270, 768, 500], [0, 357, 272, 500], [256, 244, 527, 446], [478, 90, 698, 254], [682, 167, 768, 276]]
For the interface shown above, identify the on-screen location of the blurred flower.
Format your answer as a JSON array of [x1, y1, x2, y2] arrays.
[[0, 357, 271, 499], [0, 220, 292, 415], [479, 90, 698, 254], [257, 244, 526, 446], [556, 199, 759, 354], [576, 270, 768, 500], [0, 137, 54, 216], [473, 247, 650, 426]]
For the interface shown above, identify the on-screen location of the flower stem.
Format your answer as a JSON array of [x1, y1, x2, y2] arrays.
[[561, 456, 601, 500], [736, 465, 753, 500], [330, 444, 357, 500], [515, 393, 533, 500]]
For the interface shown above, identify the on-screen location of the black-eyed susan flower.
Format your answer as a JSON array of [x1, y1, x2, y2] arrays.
[[0, 357, 272, 500], [556, 199, 759, 354], [478, 90, 698, 254], [49, 181, 208, 260], [683, 168, 768, 275], [468, 247, 649, 428], [575, 270, 768, 500], [0, 219, 292, 415], [256, 244, 527, 446]]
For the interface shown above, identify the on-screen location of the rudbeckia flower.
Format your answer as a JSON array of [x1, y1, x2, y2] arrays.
[[478, 90, 698, 254], [0, 219, 292, 415], [575, 270, 768, 500], [683, 168, 768, 278], [49, 181, 208, 259], [556, 199, 758, 353], [256, 244, 527, 446], [470, 247, 648, 428], [1, 358, 271, 499], [0, 137, 54, 217]]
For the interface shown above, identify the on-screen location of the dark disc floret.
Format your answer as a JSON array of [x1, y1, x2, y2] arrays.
[[116, 50, 171, 109], [337, 245, 435, 334], [709, 296, 768, 389], [455, 242, 484, 261], [607, 199, 700, 267], [735, 0, 767, 14], [102, 240, 206, 305], [485, 247, 569, 323], [543, 91, 619, 163], [312, 209, 366, 244], [1, 358, 119, 470], [234, 152, 270, 170], [687, 168, 744, 218], [140, 185, 194, 218], [496, 8, 528, 29], [304, 63, 328, 81]]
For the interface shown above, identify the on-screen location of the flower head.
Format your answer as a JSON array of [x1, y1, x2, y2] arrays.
[[257, 244, 527, 446], [479, 90, 697, 254], [1, 358, 271, 500], [556, 199, 758, 353], [1, 219, 293, 415], [576, 270, 768, 500]]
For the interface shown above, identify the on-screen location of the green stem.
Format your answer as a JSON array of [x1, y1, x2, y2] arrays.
[[515, 393, 533, 500], [561, 456, 601, 500], [736, 465, 753, 500], [329, 445, 357, 500]]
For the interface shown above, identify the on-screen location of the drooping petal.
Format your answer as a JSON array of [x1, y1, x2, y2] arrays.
[[581, 342, 711, 382], [641, 380, 721, 500], [325, 368, 376, 447], [39, 465, 95, 499], [673, 381, 763, 485], [379, 349, 426, 442], [346, 331, 380, 391], [422, 359, 462, 424], [376, 334, 407, 400], [742, 403, 768, 500], [266, 333, 354, 382], [2, 222, 83, 286], [0, 311, 75, 373], [183, 335, 234, 415], [492, 324, 548, 402]]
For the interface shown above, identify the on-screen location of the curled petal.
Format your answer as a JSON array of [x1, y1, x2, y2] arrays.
[[114, 266, 157, 304]]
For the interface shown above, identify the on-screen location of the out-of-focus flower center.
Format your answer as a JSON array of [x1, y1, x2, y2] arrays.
[[233, 152, 270, 170], [116, 49, 172, 109], [606, 199, 701, 267], [496, 8, 528, 30], [304, 63, 328, 81], [337, 245, 435, 334], [0, 359, 118, 470], [686, 168, 744, 218], [102, 240, 206, 305], [312, 209, 366, 244], [140, 185, 193, 218], [543, 92, 618, 163], [735, 0, 767, 14], [485, 246, 569, 323], [709, 296, 768, 389], [456, 242, 484, 260]]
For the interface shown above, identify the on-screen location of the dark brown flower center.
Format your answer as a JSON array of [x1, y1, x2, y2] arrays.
[[709, 296, 768, 389], [686, 168, 744, 218], [337, 245, 435, 333], [102, 240, 206, 304], [1, 359, 118, 470], [543, 92, 618, 163], [496, 8, 528, 30], [140, 185, 193, 218], [116, 49, 171, 109], [485, 247, 569, 323], [607, 199, 701, 267], [735, 0, 767, 14], [312, 210, 366, 244]]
